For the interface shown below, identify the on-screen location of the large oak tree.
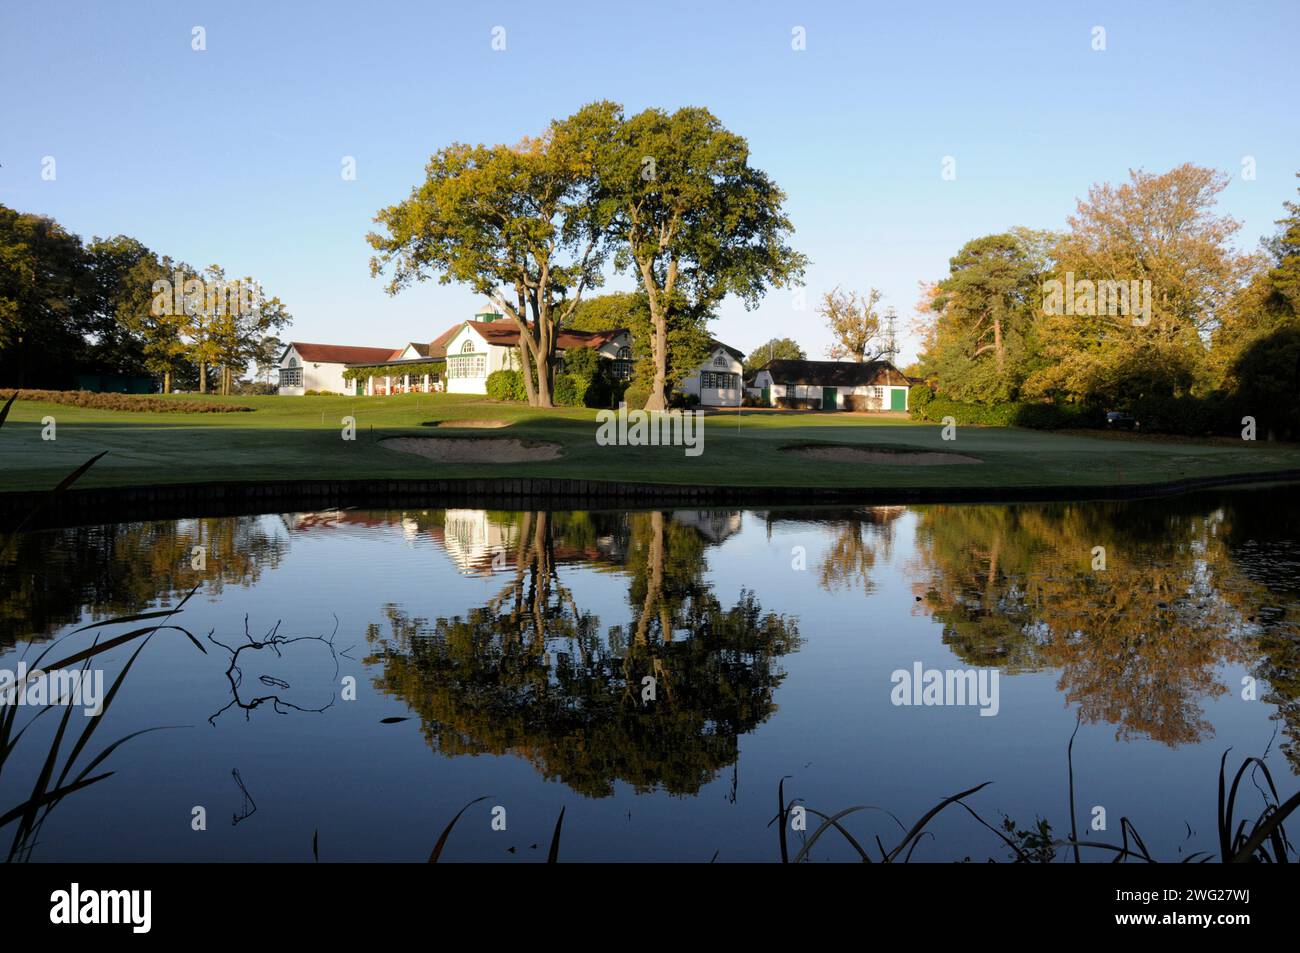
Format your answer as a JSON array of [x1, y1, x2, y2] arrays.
[[598, 106, 807, 411], [368, 104, 618, 406]]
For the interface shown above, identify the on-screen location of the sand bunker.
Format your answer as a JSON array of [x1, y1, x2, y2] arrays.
[[381, 436, 563, 463], [421, 419, 511, 429], [785, 445, 982, 465]]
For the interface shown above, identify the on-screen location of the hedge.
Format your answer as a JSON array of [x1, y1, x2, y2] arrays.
[[0, 389, 253, 413], [907, 390, 1105, 430], [905, 386, 1268, 435]]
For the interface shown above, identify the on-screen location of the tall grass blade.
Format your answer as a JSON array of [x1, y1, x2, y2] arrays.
[[427, 796, 488, 863], [547, 806, 565, 863], [886, 782, 992, 862]]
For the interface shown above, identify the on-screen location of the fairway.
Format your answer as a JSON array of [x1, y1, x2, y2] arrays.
[[2, 392, 1298, 496]]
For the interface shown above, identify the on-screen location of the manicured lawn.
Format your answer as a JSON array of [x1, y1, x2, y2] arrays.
[[1, 392, 1298, 493]]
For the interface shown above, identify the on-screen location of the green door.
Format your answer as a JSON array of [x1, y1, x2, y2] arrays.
[[356, 378, 366, 396], [761, 386, 770, 406], [822, 387, 837, 410], [890, 387, 906, 411]]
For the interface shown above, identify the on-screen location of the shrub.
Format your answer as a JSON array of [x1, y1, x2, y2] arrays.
[[486, 370, 527, 402], [560, 347, 600, 380], [908, 383, 934, 414], [0, 389, 253, 413], [622, 384, 651, 410], [1011, 402, 1106, 430], [1128, 394, 1228, 436], [776, 396, 822, 410], [669, 392, 700, 409], [553, 374, 582, 407], [582, 378, 612, 408]]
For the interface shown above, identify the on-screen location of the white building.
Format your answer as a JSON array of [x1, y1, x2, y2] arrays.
[[750, 359, 913, 411], [678, 340, 745, 407], [277, 342, 401, 396], [439, 314, 631, 395]]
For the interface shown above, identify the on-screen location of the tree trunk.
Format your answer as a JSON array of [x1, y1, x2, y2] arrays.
[[199, 362, 207, 394], [163, 369, 171, 394], [644, 312, 669, 411], [515, 340, 538, 405], [637, 254, 677, 412], [993, 316, 1004, 374]]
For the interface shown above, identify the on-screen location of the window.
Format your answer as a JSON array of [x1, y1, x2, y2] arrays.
[[461, 340, 476, 353], [612, 346, 633, 380], [701, 371, 737, 390], [713, 353, 728, 368], [287, 356, 299, 367], [872, 386, 884, 400], [280, 367, 302, 387], [447, 353, 486, 378]]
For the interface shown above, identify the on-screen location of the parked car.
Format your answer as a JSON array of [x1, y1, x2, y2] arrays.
[[1106, 410, 1139, 430]]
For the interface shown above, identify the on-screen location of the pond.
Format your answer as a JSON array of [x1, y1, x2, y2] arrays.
[[1, 485, 1297, 862]]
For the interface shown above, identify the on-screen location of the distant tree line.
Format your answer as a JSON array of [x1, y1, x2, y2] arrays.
[[912, 166, 1300, 438], [0, 204, 291, 393]]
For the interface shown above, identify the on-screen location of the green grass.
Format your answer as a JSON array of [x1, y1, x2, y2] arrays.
[[1, 392, 1298, 493]]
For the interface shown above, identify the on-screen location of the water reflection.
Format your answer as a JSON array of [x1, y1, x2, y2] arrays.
[[0, 516, 287, 647], [364, 510, 801, 797], [908, 500, 1267, 749], [5, 489, 1299, 799]]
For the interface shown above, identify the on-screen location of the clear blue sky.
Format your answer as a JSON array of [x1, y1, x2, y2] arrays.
[[2, 0, 1296, 364]]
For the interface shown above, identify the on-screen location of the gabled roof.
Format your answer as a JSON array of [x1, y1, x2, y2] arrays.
[[286, 342, 401, 364], [427, 323, 463, 360], [460, 319, 629, 351], [759, 359, 911, 387], [708, 339, 745, 362], [403, 342, 432, 358]]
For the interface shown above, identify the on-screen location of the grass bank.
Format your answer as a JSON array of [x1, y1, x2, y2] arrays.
[[1, 392, 1298, 496]]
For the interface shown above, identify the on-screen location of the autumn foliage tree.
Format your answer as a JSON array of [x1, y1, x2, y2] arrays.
[[1025, 164, 1256, 404], [819, 287, 885, 362], [599, 106, 807, 411], [369, 103, 618, 407]]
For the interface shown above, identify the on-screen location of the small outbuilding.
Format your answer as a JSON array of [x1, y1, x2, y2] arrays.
[[678, 340, 746, 407], [751, 359, 913, 411]]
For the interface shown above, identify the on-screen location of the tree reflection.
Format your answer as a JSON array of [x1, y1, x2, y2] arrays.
[[764, 507, 905, 598], [0, 516, 287, 647], [365, 509, 800, 797], [911, 498, 1261, 747]]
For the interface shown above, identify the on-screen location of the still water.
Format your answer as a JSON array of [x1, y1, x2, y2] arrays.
[[2, 486, 1298, 861]]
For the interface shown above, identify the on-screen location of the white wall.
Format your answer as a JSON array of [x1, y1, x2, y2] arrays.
[[750, 371, 907, 410], [444, 326, 494, 394], [277, 347, 350, 395], [680, 347, 743, 406]]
